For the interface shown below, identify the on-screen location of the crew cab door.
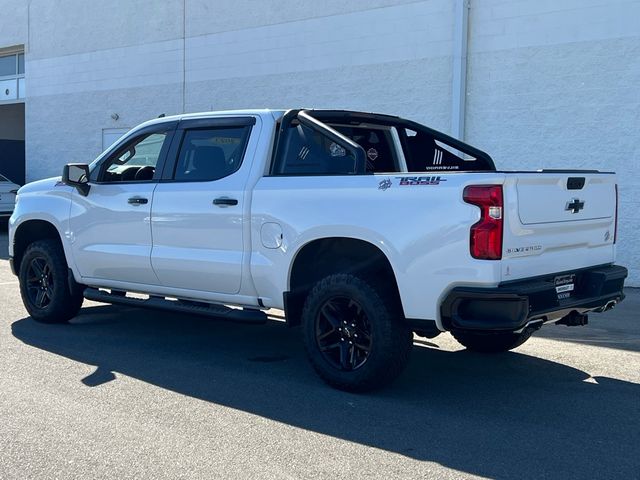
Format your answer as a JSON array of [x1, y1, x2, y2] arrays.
[[69, 121, 176, 284], [150, 116, 257, 294]]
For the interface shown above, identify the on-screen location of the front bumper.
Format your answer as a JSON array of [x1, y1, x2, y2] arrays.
[[441, 265, 627, 332]]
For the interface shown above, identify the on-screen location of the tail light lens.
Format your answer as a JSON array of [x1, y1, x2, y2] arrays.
[[614, 184, 618, 244], [463, 185, 503, 260]]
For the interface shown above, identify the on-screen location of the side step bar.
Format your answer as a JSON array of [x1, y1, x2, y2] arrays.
[[83, 288, 268, 324]]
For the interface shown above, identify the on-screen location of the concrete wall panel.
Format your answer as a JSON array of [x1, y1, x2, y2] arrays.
[[0, 0, 26, 48], [27, 0, 183, 59]]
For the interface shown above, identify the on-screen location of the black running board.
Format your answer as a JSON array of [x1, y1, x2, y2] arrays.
[[83, 288, 268, 324]]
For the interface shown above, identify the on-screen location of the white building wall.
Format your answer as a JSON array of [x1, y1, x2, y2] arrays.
[[10, 0, 640, 284]]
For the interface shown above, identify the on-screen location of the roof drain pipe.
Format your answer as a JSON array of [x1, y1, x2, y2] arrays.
[[451, 0, 470, 141]]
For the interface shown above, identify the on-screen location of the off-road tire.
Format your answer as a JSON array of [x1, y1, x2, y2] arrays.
[[301, 274, 412, 392], [452, 329, 533, 353], [19, 239, 84, 323]]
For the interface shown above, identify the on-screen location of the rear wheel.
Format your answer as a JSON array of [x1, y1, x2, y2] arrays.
[[19, 240, 84, 324], [301, 274, 412, 392], [452, 330, 533, 353]]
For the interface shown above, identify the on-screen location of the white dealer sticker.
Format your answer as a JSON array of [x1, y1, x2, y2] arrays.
[[556, 284, 575, 294]]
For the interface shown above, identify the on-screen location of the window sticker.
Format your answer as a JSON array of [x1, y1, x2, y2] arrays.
[[329, 142, 346, 157]]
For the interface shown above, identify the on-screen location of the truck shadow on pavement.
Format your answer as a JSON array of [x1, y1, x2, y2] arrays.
[[12, 305, 640, 480]]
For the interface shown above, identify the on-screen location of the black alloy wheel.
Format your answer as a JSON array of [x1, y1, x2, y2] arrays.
[[301, 274, 412, 392], [25, 256, 55, 309], [315, 296, 373, 371]]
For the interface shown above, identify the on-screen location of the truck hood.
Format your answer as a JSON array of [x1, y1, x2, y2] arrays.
[[17, 176, 65, 195]]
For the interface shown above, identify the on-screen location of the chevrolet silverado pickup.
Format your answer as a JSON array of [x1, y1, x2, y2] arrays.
[[8, 109, 627, 391]]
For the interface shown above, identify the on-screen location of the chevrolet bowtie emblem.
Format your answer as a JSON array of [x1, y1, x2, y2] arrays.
[[566, 198, 585, 214]]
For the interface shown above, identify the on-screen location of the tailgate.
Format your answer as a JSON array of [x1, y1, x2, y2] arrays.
[[517, 174, 614, 224], [502, 172, 617, 282]]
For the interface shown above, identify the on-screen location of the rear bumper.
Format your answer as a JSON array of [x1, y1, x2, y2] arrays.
[[441, 265, 627, 332]]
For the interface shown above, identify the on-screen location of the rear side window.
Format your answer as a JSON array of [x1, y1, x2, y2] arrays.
[[273, 124, 360, 176], [174, 126, 251, 182], [402, 129, 491, 172]]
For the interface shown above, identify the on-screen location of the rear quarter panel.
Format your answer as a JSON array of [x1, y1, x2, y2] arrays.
[[250, 172, 507, 327]]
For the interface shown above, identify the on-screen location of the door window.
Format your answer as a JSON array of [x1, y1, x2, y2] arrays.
[[173, 126, 251, 182], [99, 133, 168, 182]]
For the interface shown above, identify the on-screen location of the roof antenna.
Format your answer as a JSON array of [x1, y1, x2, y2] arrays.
[[158, 113, 166, 118]]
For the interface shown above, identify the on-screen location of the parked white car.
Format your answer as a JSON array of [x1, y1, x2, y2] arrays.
[[0, 173, 19, 218], [8, 109, 627, 391]]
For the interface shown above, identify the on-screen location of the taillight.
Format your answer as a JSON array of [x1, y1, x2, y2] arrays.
[[463, 185, 503, 260], [614, 184, 618, 244]]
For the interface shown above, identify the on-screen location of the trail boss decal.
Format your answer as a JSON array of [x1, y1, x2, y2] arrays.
[[396, 176, 446, 186]]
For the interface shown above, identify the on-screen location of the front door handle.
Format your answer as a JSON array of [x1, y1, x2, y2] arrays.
[[128, 197, 149, 205], [213, 197, 238, 206]]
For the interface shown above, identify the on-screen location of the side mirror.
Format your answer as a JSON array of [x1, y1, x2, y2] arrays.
[[62, 163, 91, 196]]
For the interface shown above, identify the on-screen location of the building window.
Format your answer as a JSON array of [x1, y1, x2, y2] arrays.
[[0, 52, 25, 101]]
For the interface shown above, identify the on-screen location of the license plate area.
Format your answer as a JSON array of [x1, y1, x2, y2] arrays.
[[554, 274, 576, 300]]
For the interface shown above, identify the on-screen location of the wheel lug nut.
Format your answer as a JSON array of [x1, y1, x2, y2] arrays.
[[349, 341, 353, 345], [340, 338, 344, 342]]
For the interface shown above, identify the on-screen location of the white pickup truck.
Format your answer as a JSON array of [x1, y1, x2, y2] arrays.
[[8, 109, 627, 391]]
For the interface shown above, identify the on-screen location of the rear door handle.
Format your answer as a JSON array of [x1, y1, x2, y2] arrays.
[[128, 197, 149, 205], [213, 197, 238, 206]]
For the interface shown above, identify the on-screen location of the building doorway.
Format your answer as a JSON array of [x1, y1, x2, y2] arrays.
[[0, 102, 25, 185]]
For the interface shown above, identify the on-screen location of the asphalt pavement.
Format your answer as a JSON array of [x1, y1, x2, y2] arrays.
[[0, 226, 638, 479]]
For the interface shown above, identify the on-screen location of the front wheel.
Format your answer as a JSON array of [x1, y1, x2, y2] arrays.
[[19, 240, 84, 324], [301, 274, 412, 392], [452, 329, 533, 353]]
